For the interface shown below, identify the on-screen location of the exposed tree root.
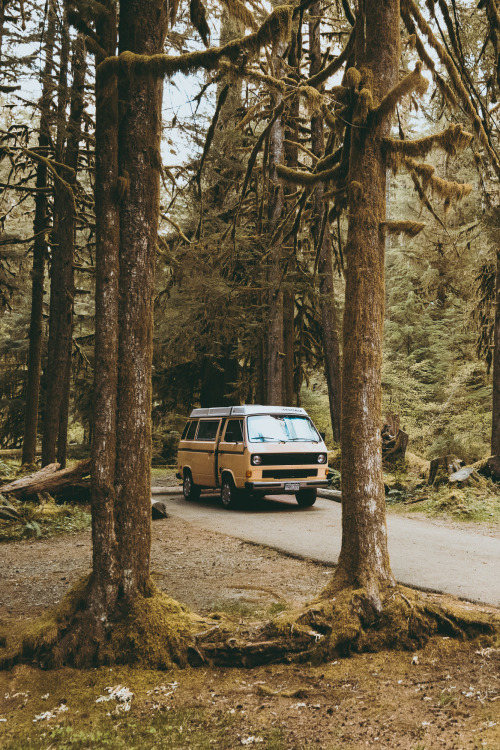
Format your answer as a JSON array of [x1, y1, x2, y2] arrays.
[[1, 577, 208, 670], [2, 579, 499, 671]]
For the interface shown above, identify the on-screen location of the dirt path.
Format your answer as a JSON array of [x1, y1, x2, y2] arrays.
[[0, 515, 329, 625]]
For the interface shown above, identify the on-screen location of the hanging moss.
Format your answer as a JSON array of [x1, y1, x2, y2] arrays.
[[374, 62, 428, 121], [345, 66, 361, 89], [402, 0, 500, 173], [97, 4, 294, 82], [355, 88, 373, 124], [221, 0, 258, 30], [277, 163, 341, 186], [298, 85, 322, 115], [322, 104, 339, 130], [384, 123, 473, 161], [380, 220, 426, 237]]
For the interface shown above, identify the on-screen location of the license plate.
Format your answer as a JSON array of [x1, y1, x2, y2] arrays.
[[284, 482, 300, 491]]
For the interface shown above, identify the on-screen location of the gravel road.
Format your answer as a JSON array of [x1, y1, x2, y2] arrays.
[[155, 490, 500, 606]]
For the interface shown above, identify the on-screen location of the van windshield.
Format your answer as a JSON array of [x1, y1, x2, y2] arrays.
[[247, 415, 320, 443]]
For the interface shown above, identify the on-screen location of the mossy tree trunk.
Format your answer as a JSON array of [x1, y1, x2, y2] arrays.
[[42, 30, 86, 469], [89, 0, 120, 624], [282, 30, 300, 407], [492, 247, 500, 454], [309, 0, 342, 443], [22, 0, 57, 466], [87, 0, 168, 633], [265, 21, 286, 405], [331, 0, 399, 609]]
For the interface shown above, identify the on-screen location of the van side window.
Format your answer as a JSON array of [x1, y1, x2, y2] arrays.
[[196, 420, 220, 441], [185, 420, 198, 440], [224, 419, 243, 443], [181, 421, 191, 440]]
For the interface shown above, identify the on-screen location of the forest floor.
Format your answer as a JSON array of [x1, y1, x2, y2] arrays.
[[2, 482, 500, 749]]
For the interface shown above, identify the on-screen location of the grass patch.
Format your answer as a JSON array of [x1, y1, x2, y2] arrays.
[[392, 482, 500, 523], [208, 598, 289, 621], [0, 499, 91, 542]]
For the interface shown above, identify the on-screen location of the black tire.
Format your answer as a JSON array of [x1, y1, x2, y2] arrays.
[[295, 488, 317, 507], [220, 475, 240, 509], [183, 471, 200, 501]]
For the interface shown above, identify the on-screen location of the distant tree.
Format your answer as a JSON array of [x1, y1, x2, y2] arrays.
[[42, 29, 87, 468], [22, 0, 57, 464]]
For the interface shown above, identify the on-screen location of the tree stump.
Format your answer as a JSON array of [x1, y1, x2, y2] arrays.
[[381, 414, 409, 463], [428, 455, 464, 486]]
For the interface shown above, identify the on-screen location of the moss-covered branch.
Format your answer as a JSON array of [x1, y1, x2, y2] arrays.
[[380, 220, 426, 237], [383, 123, 473, 160], [97, 4, 294, 82], [306, 26, 355, 89], [389, 152, 472, 212], [400, 6, 457, 107], [402, 0, 500, 174], [374, 62, 428, 120], [277, 163, 342, 186]]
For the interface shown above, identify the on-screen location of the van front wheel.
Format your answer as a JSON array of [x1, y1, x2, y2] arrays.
[[183, 472, 200, 501], [221, 476, 240, 509], [295, 488, 317, 507]]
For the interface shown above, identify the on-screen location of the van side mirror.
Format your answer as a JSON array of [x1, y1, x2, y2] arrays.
[[320, 431, 326, 440]]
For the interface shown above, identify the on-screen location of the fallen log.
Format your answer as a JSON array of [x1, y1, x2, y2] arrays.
[[471, 455, 500, 482], [0, 460, 91, 502]]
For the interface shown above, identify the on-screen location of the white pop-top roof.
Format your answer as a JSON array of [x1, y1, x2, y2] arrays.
[[189, 405, 308, 418]]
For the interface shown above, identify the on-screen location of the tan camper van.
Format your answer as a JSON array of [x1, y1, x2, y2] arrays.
[[176, 405, 329, 509]]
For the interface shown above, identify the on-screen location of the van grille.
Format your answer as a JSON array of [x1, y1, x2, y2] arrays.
[[262, 469, 318, 479], [256, 453, 323, 466]]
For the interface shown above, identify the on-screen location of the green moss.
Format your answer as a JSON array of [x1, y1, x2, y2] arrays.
[[266, 585, 500, 660], [107, 584, 199, 669]]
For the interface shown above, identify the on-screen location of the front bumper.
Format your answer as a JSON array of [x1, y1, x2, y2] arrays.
[[245, 479, 329, 493]]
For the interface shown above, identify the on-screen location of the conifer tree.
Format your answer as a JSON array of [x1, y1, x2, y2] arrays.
[[22, 0, 57, 465]]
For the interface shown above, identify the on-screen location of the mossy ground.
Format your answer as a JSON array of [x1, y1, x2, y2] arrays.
[[2, 637, 500, 749], [0, 499, 91, 542]]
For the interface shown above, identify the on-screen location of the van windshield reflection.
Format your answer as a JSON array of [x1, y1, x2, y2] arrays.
[[247, 415, 320, 443]]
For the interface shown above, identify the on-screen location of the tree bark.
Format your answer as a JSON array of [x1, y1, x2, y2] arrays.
[[491, 249, 500, 453], [309, 0, 342, 443], [265, 14, 286, 405], [89, 0, 120, 620], [113, 0, 168, 601], [282, 29, 300, 407], [333, 0, 400, 607], [22, 0, 57, 465], [42, 31, 87, 469]]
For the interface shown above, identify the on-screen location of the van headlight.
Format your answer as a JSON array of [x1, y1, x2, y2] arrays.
[[251, 455, 262, 466], [317, 453, 327, 464]]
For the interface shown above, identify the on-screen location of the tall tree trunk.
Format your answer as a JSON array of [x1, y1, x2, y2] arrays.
[[22, 0, 57, 465], [42, 30, 86, 468], [333, 0, 399, 608], [309, 1, 342, 443], [492, 248, 500, 454], [89, 0, 120, 621], [282, 29, 300, 407], [113, 0, 168, 600], [265, 55, 285, 405]]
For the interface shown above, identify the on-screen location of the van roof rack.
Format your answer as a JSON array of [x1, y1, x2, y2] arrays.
[[189, 405, 308, 418]]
